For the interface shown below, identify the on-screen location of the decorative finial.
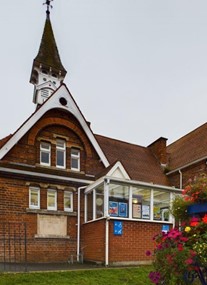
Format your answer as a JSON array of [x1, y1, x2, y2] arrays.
[[43, 0, 53, 17]]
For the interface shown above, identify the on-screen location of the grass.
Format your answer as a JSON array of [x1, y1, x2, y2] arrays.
[[0, 266, 152, 285]]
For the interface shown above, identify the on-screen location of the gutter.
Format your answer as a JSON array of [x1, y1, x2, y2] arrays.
[[166, 156, 207, 175]]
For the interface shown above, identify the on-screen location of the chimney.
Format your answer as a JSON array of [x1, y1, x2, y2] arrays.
[[148, 137, 167, 166]]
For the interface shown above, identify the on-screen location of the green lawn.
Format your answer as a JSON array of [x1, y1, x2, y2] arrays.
[[0, 267, 152, 285]]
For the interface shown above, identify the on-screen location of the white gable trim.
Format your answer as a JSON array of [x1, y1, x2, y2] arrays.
[[0, 85, 109, 167], [106, 161, 130, 180], [84, 161, 130, 194]]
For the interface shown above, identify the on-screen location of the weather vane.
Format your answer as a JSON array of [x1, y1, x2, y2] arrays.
[[43, 0, 53, 16]]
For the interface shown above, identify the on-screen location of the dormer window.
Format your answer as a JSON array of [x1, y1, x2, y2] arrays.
[[71, 148, 80, 171], [56, 139, 66, 168], [40, 141, 51, 166]]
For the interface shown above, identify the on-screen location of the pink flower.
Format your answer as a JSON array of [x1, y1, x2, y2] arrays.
[[167, 229, 181, 239], [185, 258, 193, 265], [145, 250, 151, 256]]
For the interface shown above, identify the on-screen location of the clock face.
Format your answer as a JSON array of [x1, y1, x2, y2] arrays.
[[96, 197, 103, 206]]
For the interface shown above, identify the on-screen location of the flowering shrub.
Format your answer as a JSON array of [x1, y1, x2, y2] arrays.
[[171, 195, 192, 222], [184, 214, 207, 265], [148, 174, 207, 284], [182, 174, 207, 203], [148, 229, 196, 285]]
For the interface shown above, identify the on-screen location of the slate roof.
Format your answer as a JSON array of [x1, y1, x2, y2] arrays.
[[167, 122, 207, 171], [31, 15, 67, 76], [95, 134, 169, 186]]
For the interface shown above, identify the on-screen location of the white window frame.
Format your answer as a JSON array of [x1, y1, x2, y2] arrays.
[[56, 139, 66, 169], [29, 187, 40, 209], [47, 189, 57, 211], [71, 148, 80, 171], [40, 141, 51, 166], [64, 191, 73, 212]]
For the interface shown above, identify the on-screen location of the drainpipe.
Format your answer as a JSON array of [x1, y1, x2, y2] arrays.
[[179, 170, 182, 189], [105, 217, 109, 266], [77, 186, 87, 262], [104, 178, 110, 266]]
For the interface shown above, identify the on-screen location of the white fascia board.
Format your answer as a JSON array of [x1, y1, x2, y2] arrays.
[[84, 176, 105, 194], [0, 85, 110, 168], [105, 176, 182, 192], [84, 175, 181, 195]]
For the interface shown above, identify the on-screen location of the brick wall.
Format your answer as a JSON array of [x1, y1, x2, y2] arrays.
[[82, 220, 105, 262], [2, 109, 105, 176], [0, 175, 80, 263], [82, 219, 169, 265], [168, 160, 207, 188], [0, 108, 106, 263]]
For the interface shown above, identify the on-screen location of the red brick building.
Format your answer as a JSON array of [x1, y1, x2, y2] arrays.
[[0, 6, 206, 266]]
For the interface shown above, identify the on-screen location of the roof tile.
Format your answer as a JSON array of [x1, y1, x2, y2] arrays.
[[167, 122, 207, 170], [96, 134, 169, 186]]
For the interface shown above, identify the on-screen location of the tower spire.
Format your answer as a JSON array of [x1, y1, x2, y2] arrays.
[[30, 0, 67, 106]]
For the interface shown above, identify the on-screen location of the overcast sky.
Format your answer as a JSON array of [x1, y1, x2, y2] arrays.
[[0, 0, 207, 146]]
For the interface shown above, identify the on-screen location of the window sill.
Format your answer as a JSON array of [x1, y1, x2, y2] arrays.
[[35, 234, 70, 239], [26, 208, 77, 216], [36, 164, 85, 174], [84, 216, 173, 224]]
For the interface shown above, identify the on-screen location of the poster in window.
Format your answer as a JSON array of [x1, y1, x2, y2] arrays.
[[118, 202, 127, 217], [154, 206, 161, 220], [142, 204, 150, 219], [133, 203, 142, 218], [109, 201, 118, 216]]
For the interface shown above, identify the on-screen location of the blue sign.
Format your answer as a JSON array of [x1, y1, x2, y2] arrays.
[[162, 225, 170, 233], [114, 221, 123, 235]]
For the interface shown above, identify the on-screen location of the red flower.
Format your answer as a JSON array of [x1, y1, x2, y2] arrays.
[[177, 243, 183, 251], [166, 254, 173, 264], [202, 214, 207, 223], [190, 217, 199, 227], [189, 250, 197, 257], [180, 236, 188, 242], [190, 221, 199, 227]]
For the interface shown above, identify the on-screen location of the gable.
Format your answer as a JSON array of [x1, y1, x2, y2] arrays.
[[106, 161, 130, 179], [0, 84, 109, 168]]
